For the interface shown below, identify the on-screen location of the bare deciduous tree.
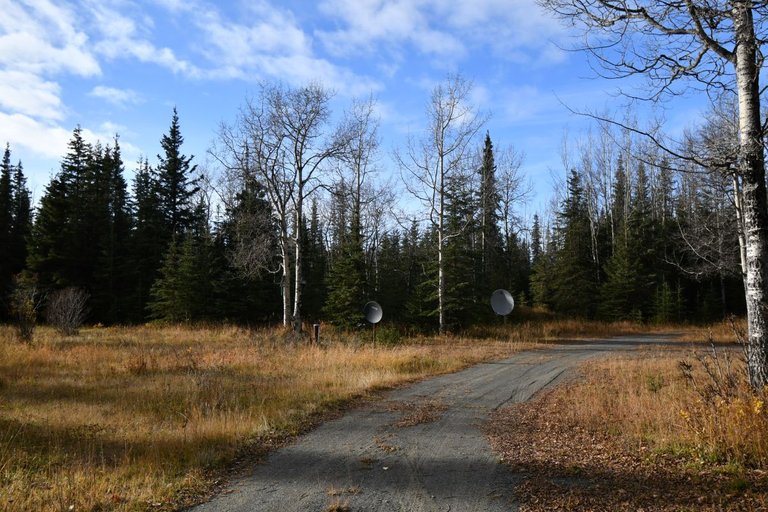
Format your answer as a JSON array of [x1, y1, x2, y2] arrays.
[[396, 74, 487, 334], [539, 0, 768, 388], [213, 82, 350, 332], [46, 287, 89, 336]]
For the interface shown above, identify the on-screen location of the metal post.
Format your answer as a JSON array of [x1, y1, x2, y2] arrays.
[[313, 323, 320, 344]]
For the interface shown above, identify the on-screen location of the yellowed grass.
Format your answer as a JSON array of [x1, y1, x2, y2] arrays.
[[0, 317, 750, 510], [0, 323, 532, 511], [559, 345, 768, 468]]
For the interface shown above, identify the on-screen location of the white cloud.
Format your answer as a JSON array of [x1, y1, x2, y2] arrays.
[[0, 112, 74, 160], [317, 0, 567, 66], [85, 1, 200, 77], [317, 0, 465, 59], [0, 70, 64, 120], [90, 85, 142, 106], [181, 1, 381, 95], [0, 0, 100, 76]]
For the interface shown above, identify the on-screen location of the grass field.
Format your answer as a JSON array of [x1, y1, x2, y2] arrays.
[[0, 317, 746, 511]]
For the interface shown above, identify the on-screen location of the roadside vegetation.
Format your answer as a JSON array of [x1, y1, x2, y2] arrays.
[[1, 315, 758, 511], [488, 317, 768, 511], [0, 321, 537, 511]]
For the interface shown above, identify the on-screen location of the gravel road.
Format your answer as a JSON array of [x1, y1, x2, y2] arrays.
[[190, 335, 672, 512]]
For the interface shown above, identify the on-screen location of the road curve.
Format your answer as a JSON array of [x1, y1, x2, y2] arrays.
[[189, 335, 675, 512]]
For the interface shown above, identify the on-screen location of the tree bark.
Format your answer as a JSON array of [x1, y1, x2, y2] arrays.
[[733, 3, 768, 388]]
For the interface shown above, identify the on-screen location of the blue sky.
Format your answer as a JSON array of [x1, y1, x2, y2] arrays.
[[1, 0, 709, 216]]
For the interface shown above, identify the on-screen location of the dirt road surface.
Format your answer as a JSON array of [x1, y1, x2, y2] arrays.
[[190, 335, 674, 512]]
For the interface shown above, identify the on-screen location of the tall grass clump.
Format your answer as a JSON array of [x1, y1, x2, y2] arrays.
[[556, 338, 767, 469]]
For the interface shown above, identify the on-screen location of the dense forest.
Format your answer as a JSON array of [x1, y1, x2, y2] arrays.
[[0, 80, 746, 333]]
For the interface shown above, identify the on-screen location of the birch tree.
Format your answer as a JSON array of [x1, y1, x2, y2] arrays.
[[396, 74, 486, 334], [214, 83, 348, 332], [539, 0, 768, 388], [213, 88, 293, 326]]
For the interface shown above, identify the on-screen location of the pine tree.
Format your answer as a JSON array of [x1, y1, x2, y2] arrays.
[[551, 170, 599, 317], [304, 200, 328, 322], [477, 132, 505, 301], [28, 127, 92, 291], [0, 145, 14, 316], [156, 108, 199, 240], [443, 171, 479, 329]]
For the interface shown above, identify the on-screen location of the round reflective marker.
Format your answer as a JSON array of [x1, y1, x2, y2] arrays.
[[490, 289, 514, 316], [363, 301, 383, 324]]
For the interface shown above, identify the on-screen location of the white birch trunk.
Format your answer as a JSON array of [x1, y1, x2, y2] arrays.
[[734, 3, 768, 388]]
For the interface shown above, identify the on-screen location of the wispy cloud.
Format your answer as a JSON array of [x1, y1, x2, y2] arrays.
[[0, 70, 64, 120], [172, 0, 382, 95], [90, 85, 142, 107], [0, 0, 100, 77], [85, 1, 200, 77], [316, 0, 566, 66]]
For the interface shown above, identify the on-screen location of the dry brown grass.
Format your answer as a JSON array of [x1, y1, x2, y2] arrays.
[[487, 338, 768, 511], [0, 317, 749, 510], [557, 345, 767, 467], [0, 322, 533, 511]]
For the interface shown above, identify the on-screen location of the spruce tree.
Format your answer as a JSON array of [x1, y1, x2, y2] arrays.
[[91, 141, 133, 323], [551, 170, 598, 317], [130, 159, 165, 321], [324, 197, 367, 328], [304, 200, 329, 322], [443, 171, 479, 329], [156, 108, 199, 240], [28, 127, 92, 291], [0, 145, 14, 316], [10, 159, 31, 287], [477, 132, 505, 301], [215, 176, 281, 322]]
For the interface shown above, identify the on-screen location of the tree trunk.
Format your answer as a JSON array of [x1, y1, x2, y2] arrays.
[[734, 3, 768, 388], [280, 234, 291, 327], [293, 200, 303, 333], [438, 154, 445, 335]]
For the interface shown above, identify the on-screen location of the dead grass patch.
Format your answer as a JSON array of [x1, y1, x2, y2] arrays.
[[487, 343, 768, 511], [386, 399, 448, 428], [325, 498, 351, 512], [0, 322, 532, 511]]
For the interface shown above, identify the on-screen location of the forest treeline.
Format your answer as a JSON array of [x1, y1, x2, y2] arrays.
[[0, 80, 746, 332]]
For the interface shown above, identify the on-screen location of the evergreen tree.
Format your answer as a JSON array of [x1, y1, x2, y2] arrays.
[[530, 214, 542, 266], [404, 223, 438, 329], [148, 201, 217, 323], [156, 108, 199, 240], [10, 159, 32, 289], [129, 159, 165, 320], [215, 176, 281, 323], [304, 200, 328, 322], [551, 170, 599, 317], [531, 223, 557, 308], [91, 141, 133, 323], [477, 132, 505, 301], [375, 230, 407, 323], [443, 171, 480, 329], [28, 127, 92, 291]]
